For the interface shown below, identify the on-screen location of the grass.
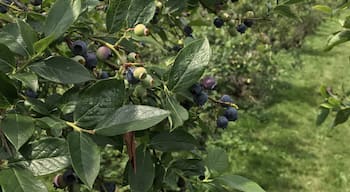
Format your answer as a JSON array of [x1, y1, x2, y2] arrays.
[[219, 15, 350, 192]]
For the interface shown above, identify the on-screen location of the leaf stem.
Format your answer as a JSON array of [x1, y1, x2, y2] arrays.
[[66, 121, 95, 135], [208, 97, 239, 109]]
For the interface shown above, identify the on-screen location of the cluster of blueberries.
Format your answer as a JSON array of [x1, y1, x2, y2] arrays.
[[213, 16, 253, 34], [0, 0, 42, 13], [217, 95, 238, 129], [189, 77, 238, 128], [71, 40, 111, 79], [53, 169, 116, 192]]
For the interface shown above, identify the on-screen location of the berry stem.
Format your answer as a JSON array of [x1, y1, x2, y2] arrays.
[[208, 96, 239, 109], [0, 1, 23, 12], [66, 121, 95, 135]]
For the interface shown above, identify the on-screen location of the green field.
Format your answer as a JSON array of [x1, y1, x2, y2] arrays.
[[219, 15, 350, 192]]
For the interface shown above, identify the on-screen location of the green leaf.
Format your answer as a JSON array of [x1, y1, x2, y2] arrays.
[[128, 146, 155, 192], [25, 98, 49, 115], [170, 159, 205, 176], [149, 130, 197, 152], [205, 147, 229, 174], [164, 0, 187, 14], [281, 0, 306, 5], [316, 107, 330, 126], [168, 38, 211, 92], [0, 167, 47, 192], [164, 95, 189, 130], [333, 108, 350, 127], [0, 72, 17, 108], [324, 30, 350, 51], [1, 114, 34, 150], [29, 56, 94, 84], [16, 20, 37, 56], [342, 16, 350, 29], [0, 44, 15, 73], [67, 132, 100, 189], [273, 5, 299, 20], [215, 174, 265, 192], [11, 72, 39, 92], [94, 105, 170, 136], [44, 0, 82, 38], [74, 79, 125, 128], [33, 34, 56, 55], [106, 0, 156, 33], [312, 5, 332, 15], [58, 86, 80, 114], [13, 138, 69, 176], [0, 23, 30, 56]]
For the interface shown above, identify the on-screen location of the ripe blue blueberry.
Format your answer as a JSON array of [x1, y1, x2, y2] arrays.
[[84, 52, 98, 70], [214, 17, 224, 28], [100, 182, 116, 192], [236, 24, 247, 34], [183, 25, 193, 36], [190, 83, 202, 95], [193, 92, 208, 106], [100, 71, 109, 79], [220, 94, 233, 103], [0, 0, 11, 14], [30, 0, 42, 6], [71, 40, 87, 56], [25, 89, 38, 98], [62, 169, 77, 185], [201, 76, 217, 90], [217, 116, 229, 128], [243, 19, 254, 28], [126, 68, 140, 84], [224, 107, 238, 121]]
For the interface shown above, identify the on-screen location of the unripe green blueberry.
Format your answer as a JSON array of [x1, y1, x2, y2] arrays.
[[178, 39, 184, 46], [134, 24, 149, 36], [142, 74, 154, 87], [127, 52, 138, 62], [245, 11, 255, 18], [133, 67, 147, 80], [71, 55, 86, 65], [156, 1, 162, 8]]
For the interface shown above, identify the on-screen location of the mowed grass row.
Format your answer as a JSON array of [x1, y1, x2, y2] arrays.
[[219, 14, 350, 192]]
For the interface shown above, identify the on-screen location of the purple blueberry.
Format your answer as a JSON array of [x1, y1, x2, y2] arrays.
[[224, 107, 238, 121], [193, 92, 208, 106], [126, 68, 140, 84], [100, 71, 109, 79], [84, 52, 98, 70], [201, 76, 217, 90], [190, 83, 202, 95], [71, 40, 87, 56], [213, 17, 224, 28], [96, 46, 112, 60], [236, 24, 247, 34], [217, 116, 229, 128]]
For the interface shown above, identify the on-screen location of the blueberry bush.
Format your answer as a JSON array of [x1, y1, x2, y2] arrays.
[[315, 1, 350, 128], [0, 0, 320, 191]]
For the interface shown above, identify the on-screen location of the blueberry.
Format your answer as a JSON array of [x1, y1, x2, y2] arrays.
[[183, 25, 193, 36], [53, 174, 66, 189], [126, 68, 140, 84], [190, 83, 202, 95], [220, 95, 233, 103], [172, 45, 182, 52], [96, 46, 112, 60], [84, 52, 98, 70], [201, 76, 217, 90], [62, 169, 77, 185], [30, 0, 42, 6], [193, 92, 208, 106], [0, 0, 11, 14], [217, 116, 229, 128], [71, 40, 87, 56], [243, 19, 254, 28], [236, 24, 247, 34], [224, 107, 238, 121], [25, 89, 38, 98], [100, 182, 116, 192], [100, 71, 109, 79], [213, 17, 224, 28], [198, 175, 205, 180]]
